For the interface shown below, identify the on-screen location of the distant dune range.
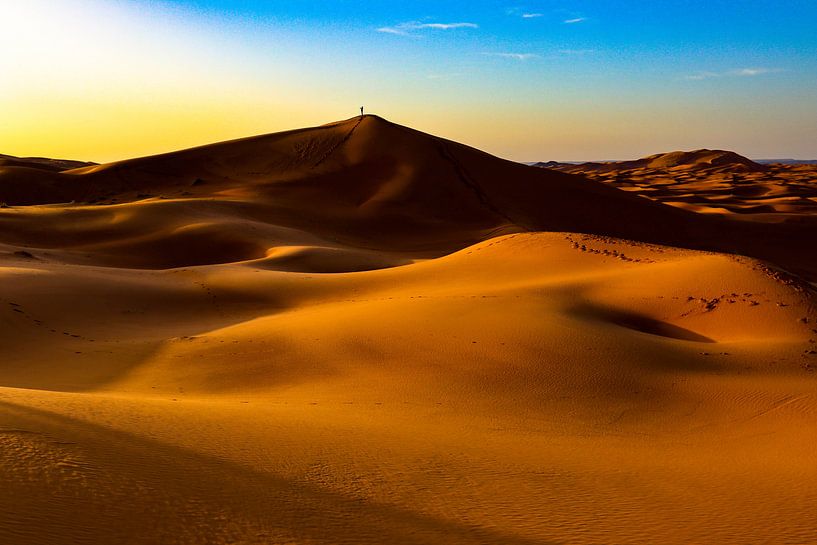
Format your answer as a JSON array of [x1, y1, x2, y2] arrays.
[[538, 149, 817, 223], [1, 117, 816, 544]]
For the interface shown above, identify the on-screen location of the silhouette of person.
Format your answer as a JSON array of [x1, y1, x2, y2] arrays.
[[360, 106, 364, 116]]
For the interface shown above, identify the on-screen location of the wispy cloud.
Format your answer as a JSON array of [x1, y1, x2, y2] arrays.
[[483, 52, 540, 61], [684, 71, 720, 81], [731, 67, 783, 76], [377, 21, 478, 37], [684, 67, 785, 80], [376, 26, 412, 36], [418, 22, 478, 30], [564, 17, 587, 24], [506, 7, 546, 19]]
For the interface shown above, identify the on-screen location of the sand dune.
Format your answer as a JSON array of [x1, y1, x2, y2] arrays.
[[541, 149, 768, 173], [1, 118, 816, 544], [542, 151, 817, 220], [0, 153, 96, 173], [4, 118, 816, 279], [5, 116, 707, 251]]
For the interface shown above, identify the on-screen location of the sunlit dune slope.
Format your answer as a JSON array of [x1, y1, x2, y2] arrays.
[[3, 232, 812, 395], [1, 232, 816, 544]]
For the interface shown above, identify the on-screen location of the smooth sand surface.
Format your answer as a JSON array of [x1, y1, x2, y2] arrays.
[[2, 118, 816, 544]]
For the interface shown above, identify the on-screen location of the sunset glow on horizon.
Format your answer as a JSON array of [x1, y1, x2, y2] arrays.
[[3, 0, 816, 163]]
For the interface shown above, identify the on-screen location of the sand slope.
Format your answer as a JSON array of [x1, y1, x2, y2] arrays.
[[1, 233, 816, 544], [1, 119, 816, 544], [4, 116, 707, 252]]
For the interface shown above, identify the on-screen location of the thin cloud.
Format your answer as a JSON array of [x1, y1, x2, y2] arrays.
[[483, 52, 540, 61], [684, 68, 785, 80], [684, 71, 720, 81], [418, 22, 478, 29], [564, 17, 587, 24], [731, 67, 784, 76], [376, 27, 412, 36], [377, 21, 478, 36], [506, 7, 544, 19]]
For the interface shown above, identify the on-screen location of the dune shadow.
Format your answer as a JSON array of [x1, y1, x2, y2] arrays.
[[0, 284, 297, 394], [572, 304, 715, 343], [0, 399, 555, 545]]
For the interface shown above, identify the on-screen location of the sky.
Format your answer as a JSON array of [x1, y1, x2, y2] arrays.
[[2, 0, 816, 162]]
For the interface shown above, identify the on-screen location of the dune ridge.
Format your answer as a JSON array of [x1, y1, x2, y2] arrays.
[[3, 116, 817, 279]]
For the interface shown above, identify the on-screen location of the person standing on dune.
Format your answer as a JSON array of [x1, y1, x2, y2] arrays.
[[360, 106, 364, 116]]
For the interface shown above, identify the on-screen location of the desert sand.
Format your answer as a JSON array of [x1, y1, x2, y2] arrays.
[[541, 150, 817, 219], [1, 116, 816, 544]]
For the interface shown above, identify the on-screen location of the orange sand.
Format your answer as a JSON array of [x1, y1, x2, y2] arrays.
[[1, 118, 816, 544], [543, 150, 817, 219]]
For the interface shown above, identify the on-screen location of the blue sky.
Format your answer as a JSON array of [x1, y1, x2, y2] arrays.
[[3, 0, 816, 161]]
